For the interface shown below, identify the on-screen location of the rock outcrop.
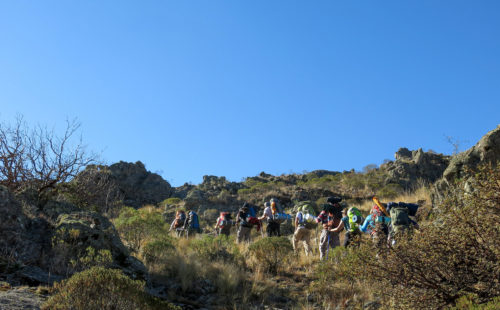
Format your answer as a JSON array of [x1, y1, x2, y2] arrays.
[[381, 148, 451, 189], [48, 211, 146, 279], [0, 186, 146, 286], [109, 161, 172, 208], [442, 125, 500, 183], [0, 186, 42, 265]]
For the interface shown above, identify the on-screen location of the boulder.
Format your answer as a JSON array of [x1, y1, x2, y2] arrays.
[[49, 211, 146, 279], [184, 189, 205, 207], [442, 125, 500, 183], [0, 286, 46, 310], [433, 125, 500, 203], [172, 183, 196, 199], [382, 148, 450, 189], [109, 161, 172, 208]]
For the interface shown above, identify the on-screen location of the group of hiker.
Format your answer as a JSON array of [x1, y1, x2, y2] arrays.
[[169, 196, 420, 259]]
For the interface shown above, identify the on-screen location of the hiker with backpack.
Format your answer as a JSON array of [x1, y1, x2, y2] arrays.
[[316, 196, 344, 260], [293, 204, 316, 256], [236, 203, 254, 243], [183, 209, 201, 238], [170, 210, 187, 237], [341, 207, 364, 247], [215, 211, 233, 236], [259, 198, 288, 237], [386, 201, 419, 246], [360, 198, 392, 249]]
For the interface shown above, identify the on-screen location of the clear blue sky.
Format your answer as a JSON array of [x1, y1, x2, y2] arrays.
[[1, 1, 499, 186]]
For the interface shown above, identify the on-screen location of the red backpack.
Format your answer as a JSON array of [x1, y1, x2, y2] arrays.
[[219, 212, 231, 228]]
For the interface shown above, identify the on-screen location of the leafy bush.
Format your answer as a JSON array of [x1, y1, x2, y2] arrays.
[[312, 246, 371, 308], [376, 183, 403, 198], [114, 207, 167, 252], [163, 197, 181, 206], [248, 237, 293, 274], [452, 295, 500, 310], [203, 208, 219, 223], [355, 165, 500, 309], [70, 247, 113, 272], [42, 267, 179, 310], [189, 234, 241, 264], [142, 237, 176, 265]]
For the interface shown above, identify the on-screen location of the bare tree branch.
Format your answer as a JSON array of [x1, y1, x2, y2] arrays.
[[0, 116, 99, 196]]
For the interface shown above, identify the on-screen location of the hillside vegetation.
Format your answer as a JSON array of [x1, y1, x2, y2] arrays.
[[0, 120, 499, 310]]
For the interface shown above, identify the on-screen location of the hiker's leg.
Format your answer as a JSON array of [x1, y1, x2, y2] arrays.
[[343, 232, 351, 247], [293, 228, 300, 252], [303, 229, 312, 256], [244, 226, 251, 243], [266, 223, 272, 237], [330, 232, 340, 249], [319, 229, 328, 260], [236, 226, 244, 243]]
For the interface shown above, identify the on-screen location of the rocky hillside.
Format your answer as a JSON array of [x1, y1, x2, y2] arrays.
[[60, 126, 500, 221], [0, 185, 145, 288], [0, 125, 499, 309]]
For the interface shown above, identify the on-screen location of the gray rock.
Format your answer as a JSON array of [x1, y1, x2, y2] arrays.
[[443, 125, 500, 183], [49, 211, 146, 279], [109, 161, 172, 208], [382, 148, 450, 189], [17, 265, 64, 286], [0, 287, 45, 310]]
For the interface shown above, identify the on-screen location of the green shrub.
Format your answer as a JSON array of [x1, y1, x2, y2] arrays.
[[163, 197, 181, 206], [312, 246, 371, 308], [376, 183, 403, 198], [452, 295, 500, 310], [114, 207, 167, 252], [70, 247, 113, 272], [248, 237, 293, 274], [142, 237, 176, 265], [203, 208, 219, 223], [42, 267, 179, 310], [189, 234, 241, 263]]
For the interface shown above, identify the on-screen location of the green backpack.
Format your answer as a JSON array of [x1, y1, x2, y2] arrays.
[[390, 205, 410, 234], [300, 204, 316, 216], [347, 207, 363, 232]]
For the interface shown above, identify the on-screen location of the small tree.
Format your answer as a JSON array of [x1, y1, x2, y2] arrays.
[[0, 116, 98, 197]]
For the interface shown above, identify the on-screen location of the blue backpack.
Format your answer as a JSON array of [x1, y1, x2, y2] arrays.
[[248, 206, 256, 217], [188, 211, 200, 229]]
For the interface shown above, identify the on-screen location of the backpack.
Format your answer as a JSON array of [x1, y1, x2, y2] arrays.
[[390, 204, 410, 234], [300, 204, 316, 216], [272, 212, 290, 224], [239, 210, 252, 227], [188, 211, 200, 230], [398, 202, 419, 217], [298, 212, 317, 230], [247, 206, 256, 217], [270, 198, 283, 214], [174, 211, 186, 228], [347, 207, 363, 232], [219, 212, 231, 229]]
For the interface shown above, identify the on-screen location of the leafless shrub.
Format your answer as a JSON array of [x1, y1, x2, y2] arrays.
[[0, 116, 98, 197]]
